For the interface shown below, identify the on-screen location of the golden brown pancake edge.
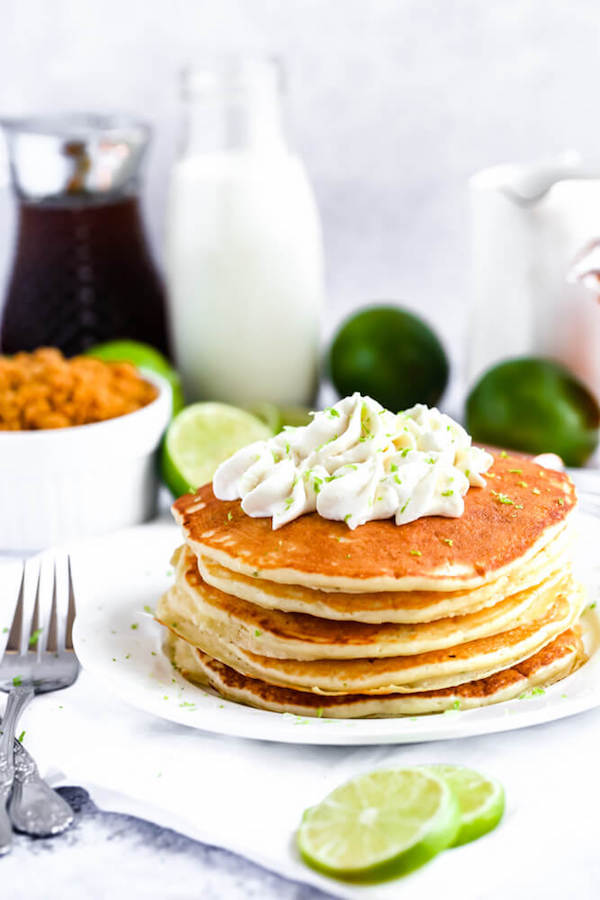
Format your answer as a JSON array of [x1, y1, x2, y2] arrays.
[[173, 454, 576, 592]]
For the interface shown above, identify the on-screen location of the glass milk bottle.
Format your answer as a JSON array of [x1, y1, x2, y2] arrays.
[[165, 57, 324, 407]]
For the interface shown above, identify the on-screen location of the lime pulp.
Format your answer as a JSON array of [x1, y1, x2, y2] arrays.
[[161, 402, 271, 496], [423, 764, 505, 847]]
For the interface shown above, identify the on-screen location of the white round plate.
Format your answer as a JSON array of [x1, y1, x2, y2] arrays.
[[71, 513, 600, 745]]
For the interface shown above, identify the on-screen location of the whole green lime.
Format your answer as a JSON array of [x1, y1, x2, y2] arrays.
[[466, 357, 600, 466], [84, 339, 184, 415], [329, 305, 449, 411]]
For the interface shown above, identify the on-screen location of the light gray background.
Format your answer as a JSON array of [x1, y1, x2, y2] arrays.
[[1, 0, 599, 378]]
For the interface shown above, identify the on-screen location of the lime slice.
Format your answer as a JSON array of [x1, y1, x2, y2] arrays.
[[297, 768, 460, 883], [161, 402, 271, 496], [424, 765, 505, 847], [85, 339, 184, 414]]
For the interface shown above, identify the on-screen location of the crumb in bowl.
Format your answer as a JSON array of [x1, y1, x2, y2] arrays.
[[0, 347, 158, 430]]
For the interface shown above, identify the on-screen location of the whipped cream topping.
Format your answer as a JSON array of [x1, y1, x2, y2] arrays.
[[213, 394, 494, 530]]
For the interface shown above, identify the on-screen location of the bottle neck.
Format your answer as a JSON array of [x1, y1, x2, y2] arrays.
[[183, 60, 287, 156]]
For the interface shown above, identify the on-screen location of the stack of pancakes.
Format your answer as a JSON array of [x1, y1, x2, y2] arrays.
[[158, 454, 587, 717]]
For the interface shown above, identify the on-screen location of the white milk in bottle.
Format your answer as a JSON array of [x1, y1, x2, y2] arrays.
[[165, 57, 324, 406]]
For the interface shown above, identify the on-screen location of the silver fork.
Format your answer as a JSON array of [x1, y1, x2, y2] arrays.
[[0, 554, 79, 853]]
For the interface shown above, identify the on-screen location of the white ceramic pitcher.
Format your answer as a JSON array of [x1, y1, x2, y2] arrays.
[[469, 152, 600, 401]]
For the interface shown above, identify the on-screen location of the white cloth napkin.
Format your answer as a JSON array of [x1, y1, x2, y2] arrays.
[[7, 667, 600, 899]]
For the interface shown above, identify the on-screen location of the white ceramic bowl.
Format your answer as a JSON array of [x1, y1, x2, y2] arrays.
[[0, 370, 172, 551]]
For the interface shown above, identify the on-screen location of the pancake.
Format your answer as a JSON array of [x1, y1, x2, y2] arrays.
[[168, 628, 586, 717], [195, 526, 572, 623], [158, 577, 584, 694], [173, 454, 576, 592], [163, 444, 588, 718], [159, 544, 571, 660]]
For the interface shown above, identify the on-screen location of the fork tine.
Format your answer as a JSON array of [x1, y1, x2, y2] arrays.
[[45, 561, 58, 654], [20, 562, 41, 657], [27, 560, 44, 656], [36, 556, 52, 660], [54, 556, 66, 655], [5, 566, 25, 653], [65, 556, 76, 651], [28, 566, 42, 656]]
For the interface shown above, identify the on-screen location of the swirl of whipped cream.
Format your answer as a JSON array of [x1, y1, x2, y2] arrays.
[[213, 393, 493, 530]]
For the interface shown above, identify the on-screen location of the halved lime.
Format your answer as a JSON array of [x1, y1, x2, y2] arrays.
[[424, 764, 505, 847], [161, 402, 271, 496], [85, 339, 184, 414], [297, 768, 460, 883]]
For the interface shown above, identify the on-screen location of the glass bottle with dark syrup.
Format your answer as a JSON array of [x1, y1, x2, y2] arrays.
[[0, 114, 170, 356]]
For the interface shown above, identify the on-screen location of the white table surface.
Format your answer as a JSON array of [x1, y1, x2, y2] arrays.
[[4, 678, 600, 900], [3, 475, 600, 900]]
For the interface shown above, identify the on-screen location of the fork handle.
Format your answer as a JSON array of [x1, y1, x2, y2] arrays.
[[0, 751, 11, 856], [0, 798, 11, 855], [0, 686, 32, 855], [9, 742, 73, 837], [0, 687, 34, 766]]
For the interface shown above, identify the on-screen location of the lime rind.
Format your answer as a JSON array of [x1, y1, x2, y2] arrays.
[[466, 357, 599, 466], [161, 438, 193, 498], [329, 305, 449, 411], [297, 768, 460, 883], [423, 764, 505, 847]]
